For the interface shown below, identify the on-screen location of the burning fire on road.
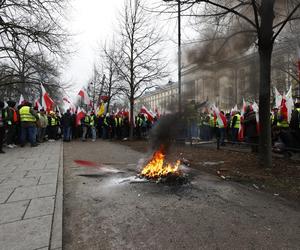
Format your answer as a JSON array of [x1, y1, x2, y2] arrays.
[[139, 146, 188, 184]]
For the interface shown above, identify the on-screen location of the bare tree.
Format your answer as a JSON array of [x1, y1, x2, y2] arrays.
[[0, 36, 63, 101], [113, 0, 168, 138], [167, 0, 300, 167], [0, 0, 69, 102], [101, 43, 125, 112], [0, 0, 68, 54]]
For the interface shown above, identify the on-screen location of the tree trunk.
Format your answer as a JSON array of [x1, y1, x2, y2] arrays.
[[258, 47, 273, 167], [129, 97, 134, 140], [106, 98, 111, 113], [258, 0, 275, 168]]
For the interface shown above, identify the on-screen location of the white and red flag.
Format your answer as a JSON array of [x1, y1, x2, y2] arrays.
[[211, 105, 227, 128], [238, 99, 247, 141], [63, 97, 71, 104], [63, 96, 76, 113], [34, 98, 42, 110], [274, 87, 282, 109], [279, 86, 294, 123], [140, 105, 155, 122], [230, 104, 238, 116], [78, 89, 92, 106], [285, 85, 294, 122], [41, 84, 54, 112], [252, 101, 260, 133], [18, 94, 24, 105], [76, 107, 85, 126]]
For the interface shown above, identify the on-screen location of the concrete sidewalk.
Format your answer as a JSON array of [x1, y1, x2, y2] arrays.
[[0, 141, 63, 250]]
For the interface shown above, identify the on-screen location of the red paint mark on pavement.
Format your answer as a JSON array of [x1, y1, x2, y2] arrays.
[[74, 160, 100, 167]]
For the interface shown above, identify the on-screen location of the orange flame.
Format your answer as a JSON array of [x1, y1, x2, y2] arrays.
[[141, 147, 180, 179]]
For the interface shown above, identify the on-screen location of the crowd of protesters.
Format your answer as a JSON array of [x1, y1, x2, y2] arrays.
[[0, 99, 158, 154], [3, 96, 300, 155], [196, 103, 300, 153], [75, 112, 156, 142]]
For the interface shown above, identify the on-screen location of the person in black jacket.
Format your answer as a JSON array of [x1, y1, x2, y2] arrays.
[[243, 106, 258, 152], [62, 109, 72, 142], [0, 101, 7, 153], [6, 100, 18, 148], [289, 103, 300, 142]]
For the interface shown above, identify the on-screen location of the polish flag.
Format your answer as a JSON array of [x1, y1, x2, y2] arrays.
[[238, 99, 247, 141], [123, 108, 129, 118], [34, 98, 42, 110], [252, 101, 260, 134], [41, 84, 54, 112], [18, 94, 24, 105], [280, 97, 288, 122], [274, 87, 282, 109], [241, 98, 247, 116], [285, 85, 294, 122], [78, 89, 92, 106], [63, 97, 71, 104], [76, 107, 85, 126], [63, 97, 76, 113], [140, 105, 154, 122], [211, 105, 227, 128]]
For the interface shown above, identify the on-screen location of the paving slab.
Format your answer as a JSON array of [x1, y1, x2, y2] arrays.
[[25, 169, 58, 178], [50, 146, 63, 250], [0, 187, 14, 204], [0, 215, 52, 250], [0, 177, 39, 189], [0, 200, 29, 224], [7, 183, 56, 202], [0, 141, 62, 250], [24, 196, 55, 219], [38, 173, 58, 185]]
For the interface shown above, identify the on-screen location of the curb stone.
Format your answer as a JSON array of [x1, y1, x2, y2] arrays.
[[50, 142, 63, 250]]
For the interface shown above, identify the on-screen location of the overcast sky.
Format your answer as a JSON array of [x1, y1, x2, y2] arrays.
[[61, 0, 194, 99], [62, 0, 121, 97]]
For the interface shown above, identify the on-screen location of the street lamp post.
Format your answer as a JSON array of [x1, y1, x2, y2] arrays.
[[163, 0, 181, 113]]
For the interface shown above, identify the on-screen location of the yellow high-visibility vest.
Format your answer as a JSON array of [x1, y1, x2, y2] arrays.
[[233, 114, 241, 129], [19, 106, 36, 122], [50, 117, 57, 126], [90, 116, 95, 127]]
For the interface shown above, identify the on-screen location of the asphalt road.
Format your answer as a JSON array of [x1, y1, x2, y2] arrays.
[[63, 140, 300, 250]]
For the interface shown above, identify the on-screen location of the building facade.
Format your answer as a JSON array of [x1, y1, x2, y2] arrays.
[[136, 81, 178, 114], [137, 44, 299, 112], [182, 45, 298, 110]]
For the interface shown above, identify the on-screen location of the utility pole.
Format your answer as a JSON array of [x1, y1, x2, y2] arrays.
[[177, 0, 181, 114], [163, 0, 181, 113]]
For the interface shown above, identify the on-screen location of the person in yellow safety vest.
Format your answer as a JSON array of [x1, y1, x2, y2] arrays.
[[19, 102, 39, 147], [200, 112, 210, 141], [276, 111, 289, 129], [209, 113, 216, 140], [102, 113, 111, 139], [135, 114, 143, 139], [114, 115, 123, 140], [48, 111, 58, 141], [230, 111, 241, 142], [81, 113, 90, 141], [90, 111, 97, 142]]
